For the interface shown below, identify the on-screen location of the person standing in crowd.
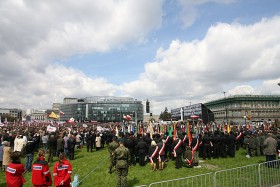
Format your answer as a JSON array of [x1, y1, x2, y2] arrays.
[[8, 132, 16, 150], [124, 133, 136, 166], [263, 133, 277, 166], [259, 131, 265, 156], [0, 141, 4, 170], [248, 134, 256, 157], [255, 133, 261, 156], [57, 134, 65, 158], [101, 132, 106, 148], [95, 133, 101, 151], [157, 138, 166, 170], [32, 150, 52, 187], [2, 141, 11, 171], [24, 137, 36, 172], [92, 131, 97, 150], [42, 133, 49, 153], [33, 133, 41, 152], [190, 133, 200, 166], [63, 133, 69, 157], [86, 131, 94, 152], [108, 137, 119, 174], [227, 131, 236, 157], [172, 135, 183, 169], [164, 133, 173, 161], [75, 133, 81, 149], [114, 140, 130, 187], [48, 133, 57, 163], [6, 151, 26, 187], [135, 137, 148, 166], [277, 135, 280, 159], [67, 134, 76, 160], [53, 153, 72, 187], [14, 135, 25, 153], [149, 141, 158, 171]]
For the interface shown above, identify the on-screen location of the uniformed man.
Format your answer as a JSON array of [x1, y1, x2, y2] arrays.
[[172, 135, 183, 169], [108, 137, 119, 174], [114, 140, 131, 187]]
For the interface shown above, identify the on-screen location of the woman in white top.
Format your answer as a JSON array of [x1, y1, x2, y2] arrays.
[[95, 133, 101, 151]]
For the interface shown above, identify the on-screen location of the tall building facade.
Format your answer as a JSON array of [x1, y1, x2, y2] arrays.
[[204, 95, 280, 124], [60, 96, 144, 122]]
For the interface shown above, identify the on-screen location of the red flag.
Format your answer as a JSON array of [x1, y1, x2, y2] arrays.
[[173, 123, 177, 140], [187, 121, 192, 147]]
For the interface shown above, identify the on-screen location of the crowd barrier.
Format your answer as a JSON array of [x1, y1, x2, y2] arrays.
[[214, 163, 259, 187], [148, 173, 213, 187], [258, 159, 280, 187], [135, 159, 280, 187]]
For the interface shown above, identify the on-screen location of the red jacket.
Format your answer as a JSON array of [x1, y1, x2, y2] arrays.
[[6, 162, 26, 187], [53, 159, 72, 187], [32, 157, 52, 187]]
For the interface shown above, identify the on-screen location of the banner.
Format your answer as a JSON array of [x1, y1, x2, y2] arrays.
[[47, 125, 57, 132]]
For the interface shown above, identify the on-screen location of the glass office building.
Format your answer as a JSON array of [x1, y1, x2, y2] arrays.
[[60, 96, 143, 122]]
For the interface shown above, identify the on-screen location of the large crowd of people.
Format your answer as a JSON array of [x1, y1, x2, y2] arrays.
[[0, 121, 279, 186]]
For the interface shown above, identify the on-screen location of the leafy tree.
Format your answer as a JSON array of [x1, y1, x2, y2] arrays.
[[0, 114, 17, 122], [159, 107, 171, 121]]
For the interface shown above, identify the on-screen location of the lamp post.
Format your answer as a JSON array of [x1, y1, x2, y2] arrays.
[[222, 91, 228, 124]]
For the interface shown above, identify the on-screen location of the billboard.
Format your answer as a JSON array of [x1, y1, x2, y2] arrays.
[[171, 103, 214, 123]]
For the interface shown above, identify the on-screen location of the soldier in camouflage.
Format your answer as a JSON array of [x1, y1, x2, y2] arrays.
[[108, 137, 119, 174], [114, 139, 131, 187]]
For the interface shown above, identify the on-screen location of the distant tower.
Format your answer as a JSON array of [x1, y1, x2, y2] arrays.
[[146, 100, 150, 113]]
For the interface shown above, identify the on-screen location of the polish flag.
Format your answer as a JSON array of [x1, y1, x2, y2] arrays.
[[67, 117, 75, 123], [60, 111, 64, 115]]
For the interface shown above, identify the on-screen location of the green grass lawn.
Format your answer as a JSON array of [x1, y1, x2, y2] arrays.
[[0, 147, 266, 187]]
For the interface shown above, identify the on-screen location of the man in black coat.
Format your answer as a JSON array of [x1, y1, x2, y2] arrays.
[[135, 137, 148, 166], [172, 136, 184, 169], [124, 133, 136, 165], [47, 133, 57, 162], [86, 131, 94, 152], [25, 136, 36, 171], [227, 131, 236, 157], [67, 134, 76, 160]]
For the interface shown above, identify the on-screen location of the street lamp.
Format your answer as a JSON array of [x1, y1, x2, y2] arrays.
[[222, 91, 228, 124]]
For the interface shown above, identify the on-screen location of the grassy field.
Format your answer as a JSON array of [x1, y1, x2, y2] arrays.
[[0, 147, 266, 187]]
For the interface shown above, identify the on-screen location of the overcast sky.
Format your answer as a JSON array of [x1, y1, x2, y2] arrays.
[[1, 0, 280, 114]]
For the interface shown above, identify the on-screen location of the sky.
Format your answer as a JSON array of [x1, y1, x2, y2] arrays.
[[1, 0, 280, 115]]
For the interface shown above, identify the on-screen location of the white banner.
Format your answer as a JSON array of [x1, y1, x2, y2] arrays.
[[47, 125, 57, 132]]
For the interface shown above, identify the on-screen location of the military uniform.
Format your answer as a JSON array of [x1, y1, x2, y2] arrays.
[[114, 142, 131, 187], [108, 139, 119, 173]]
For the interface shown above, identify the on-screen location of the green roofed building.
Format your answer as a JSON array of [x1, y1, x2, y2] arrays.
[[204, 95, 280, 125]]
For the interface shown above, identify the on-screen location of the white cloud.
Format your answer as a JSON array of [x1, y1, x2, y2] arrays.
[[177, 0, 235, 28], [121, 16, 280, 113], [1, 0, 163, 58], [0, 0, 164, 109]]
